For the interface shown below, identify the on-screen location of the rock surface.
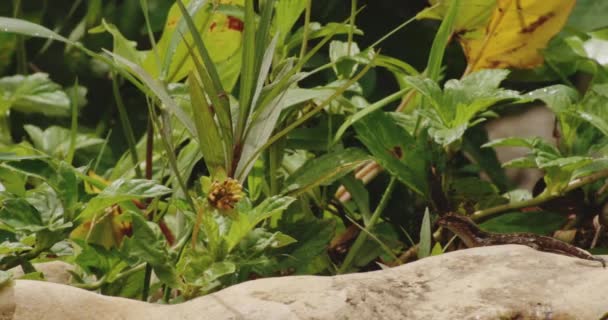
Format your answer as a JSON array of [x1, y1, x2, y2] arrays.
[[1, 245, 607, 320]]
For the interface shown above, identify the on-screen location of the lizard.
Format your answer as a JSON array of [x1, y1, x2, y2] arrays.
[[436, 213, 606, 268]]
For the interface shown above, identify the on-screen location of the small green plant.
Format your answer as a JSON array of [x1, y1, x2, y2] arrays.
[[1, 0, 608, 304]]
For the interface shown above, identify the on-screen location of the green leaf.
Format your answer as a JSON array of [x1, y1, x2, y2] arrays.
[[572, 158, 608, 179], [105, 51, 197, 139], [203, 261, 236, 284], [431, 242, 443, 256], [0, 241, 32, 255], [525, 85, 578, 113], [240, 228, 297, 253], [74, 240, 127, 277], [339, 175, 371, 221], [0, 195, 45, 233], [123, 213, 177, 287], [175, 0, 233, 152], [282, 148, 371, 196], [0, 73, 76, 116], [78, 179, 172, 220], [424, 0, 460, 81], [278, 218, 335, 275], [480, 211, 568, 235], [24, 125, 104, 160], [330, 40, 360, 78], [567, 0, 608, 32], [462, 126, 509, 191], [187, 76, 226, 176], [417, 208, 431, 259], [0, 17, 70, 42], [25, 184, 70, 232], [90, 20, 146, 66], [354, 112, 429, 196], [225, 196, 295, 251], [275, 0, 307, 46]]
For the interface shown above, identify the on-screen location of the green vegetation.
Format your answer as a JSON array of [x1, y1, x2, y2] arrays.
[[0, 0, 607, 302]]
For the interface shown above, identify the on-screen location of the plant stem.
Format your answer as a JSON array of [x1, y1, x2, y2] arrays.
[[74, 263, 146, 290], [338, 177, 397, 274], [297, 0, 311, 69], [347, 0, 357, 55], [112, 72, 142, 178], [66, 79, 79, 165], [473, 169, 608, 222], [142, 264, 152, 301], [268, 143, 280, 195]]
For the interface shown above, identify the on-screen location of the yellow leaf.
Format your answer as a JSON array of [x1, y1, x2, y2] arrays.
[[461, 0, 575, 73]]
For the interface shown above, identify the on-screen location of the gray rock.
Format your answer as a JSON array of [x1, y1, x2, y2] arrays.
[[1, 245, 606, 319]]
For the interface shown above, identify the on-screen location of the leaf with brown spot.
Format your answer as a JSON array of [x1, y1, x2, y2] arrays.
[[418, 0, 576, 72], [463, 0, 575, 72]]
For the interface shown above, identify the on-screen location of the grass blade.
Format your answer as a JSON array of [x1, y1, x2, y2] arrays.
[[425, 0, 459, 81]]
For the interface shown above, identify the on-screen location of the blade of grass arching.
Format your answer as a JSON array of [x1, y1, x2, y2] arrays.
[[338, 177, 397, 274], [188, 75, 226, 176], [333, 86, 410, 145], [235, 53, 378, 181], [112, 72, 142, 178], [425, 0, 459, 81], [344, 215, 400, 265], [105, 50, 197, 138], [175, 0, 233, 156], [66, 78, 79, 165], [235, 0, 258, 143]]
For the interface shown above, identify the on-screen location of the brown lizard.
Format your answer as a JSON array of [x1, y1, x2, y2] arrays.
[[437, 214, 606, 268]]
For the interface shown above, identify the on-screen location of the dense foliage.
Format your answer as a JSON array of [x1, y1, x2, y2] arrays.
[[0, 0, 608, 302]]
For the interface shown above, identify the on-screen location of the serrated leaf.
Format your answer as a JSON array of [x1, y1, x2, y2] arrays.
[[78, 179, 172, 220], [225, 196, 295, 251], [278, 218, 335, 275], [526, 85, 579, 113], [123, 213, 177, 287], [24, 125, 104, 160], [0, 196, 45, 233], [354, 112, 429, 196], [0, 73, 75, 116]]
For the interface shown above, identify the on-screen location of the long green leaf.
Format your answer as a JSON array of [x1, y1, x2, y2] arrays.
[[282, 148, 371, 196], [188, 75, 226, 176], [175, 0, 233, 161], [425, 0, 459, 80], [235, 0, 259, 143]]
